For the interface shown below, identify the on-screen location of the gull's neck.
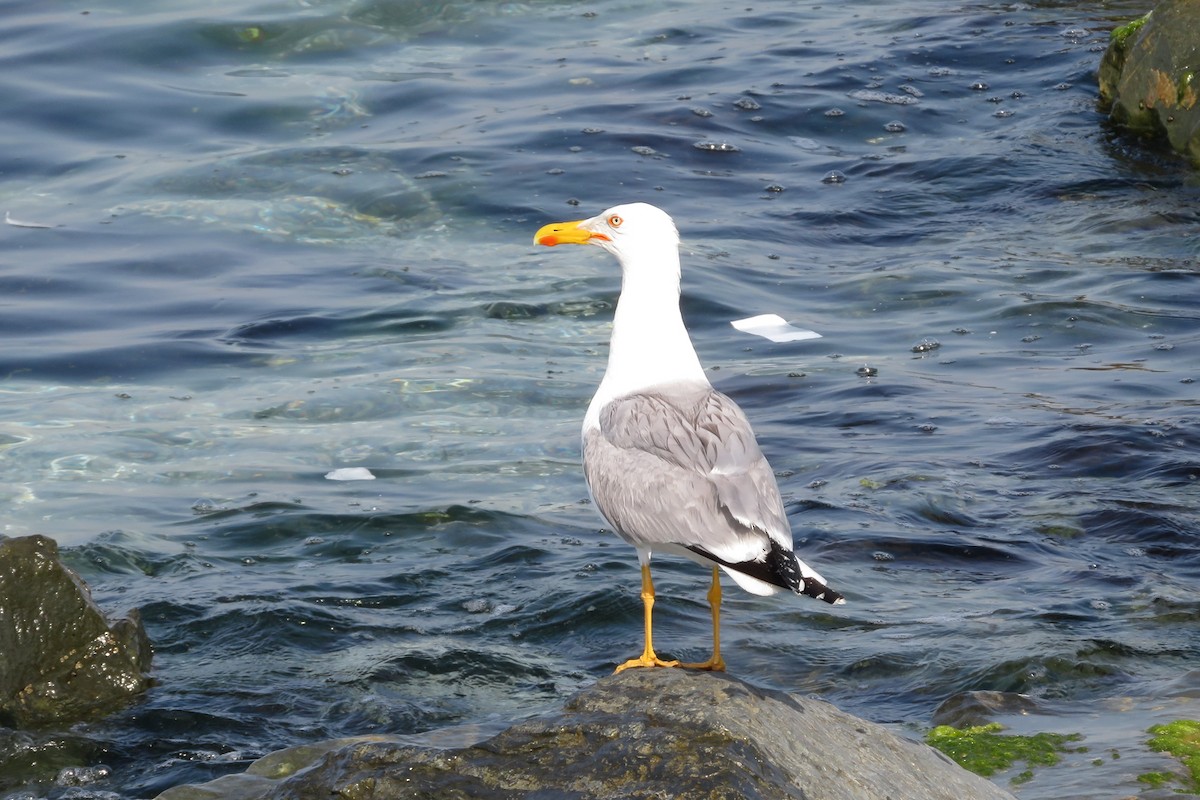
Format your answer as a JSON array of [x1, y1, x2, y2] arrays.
[[585, 242, 709, 428]]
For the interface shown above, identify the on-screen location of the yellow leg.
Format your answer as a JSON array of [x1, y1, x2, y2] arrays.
[[614, 563, 680, 673], [681, 567, 726, 671]]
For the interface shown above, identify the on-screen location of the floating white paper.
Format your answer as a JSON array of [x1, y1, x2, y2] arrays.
[[325, 467, 376, 481], [730, 314, 822, 343], [5, 211, 55, 229]]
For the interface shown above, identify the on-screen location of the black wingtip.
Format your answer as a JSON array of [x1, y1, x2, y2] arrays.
[[767, 540, 845, 605], [687, 540, 845, 605], [800, 574, 845, 605]]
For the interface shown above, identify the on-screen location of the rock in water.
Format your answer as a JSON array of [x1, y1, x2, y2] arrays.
[[0, 535, 152, 727], [1098, 0, 1200, 165], [932, 690, 1042, 728], [156, 669, 1016, 800]]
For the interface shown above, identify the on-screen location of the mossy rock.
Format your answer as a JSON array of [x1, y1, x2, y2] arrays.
[[1098, 0, 1200, 165], [1098, 13, 1150, 102]]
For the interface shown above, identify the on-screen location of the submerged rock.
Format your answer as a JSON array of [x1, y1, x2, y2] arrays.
[[0, 535, 152, 727], [932, 690, 1043, 728], [156, 669, 1015, 800], [1098, 0, 1200, 164]]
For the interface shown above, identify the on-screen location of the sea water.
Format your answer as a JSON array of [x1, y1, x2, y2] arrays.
[[1, 0, 1197, 797]]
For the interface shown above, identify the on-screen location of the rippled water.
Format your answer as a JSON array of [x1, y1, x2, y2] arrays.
[[2, 0, 1198, 797]]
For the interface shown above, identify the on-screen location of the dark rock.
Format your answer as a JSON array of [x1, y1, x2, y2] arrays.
[[0, 535, 153, 727], [931, 690, 1042, 728], [1098, 0, 1200, 164], [156, 669, 1016, 800]]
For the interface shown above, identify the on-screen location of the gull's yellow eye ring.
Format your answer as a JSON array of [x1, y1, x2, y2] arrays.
[[608, 214, 623, 228]]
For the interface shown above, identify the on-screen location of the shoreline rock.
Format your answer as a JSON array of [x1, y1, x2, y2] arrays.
[[1098, 0, 1200, 165], [156, 669, 1016, 800], [0, 534, 153, 728]]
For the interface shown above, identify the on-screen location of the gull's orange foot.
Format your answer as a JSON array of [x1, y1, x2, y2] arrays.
[[613, 653, 681, 673], [679, 656, 726, 672]]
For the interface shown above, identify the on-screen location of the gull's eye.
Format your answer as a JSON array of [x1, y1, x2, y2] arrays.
[[608, 214, 623, 228]]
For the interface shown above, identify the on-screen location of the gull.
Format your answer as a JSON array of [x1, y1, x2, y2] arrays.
[[534, 202, 844, 673]]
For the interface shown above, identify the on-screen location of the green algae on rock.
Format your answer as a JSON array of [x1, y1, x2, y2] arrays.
[[1144, 719, 1200, 792], [925, 722, 1085, 785]]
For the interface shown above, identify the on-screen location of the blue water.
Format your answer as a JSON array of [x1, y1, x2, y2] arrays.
[[2, 0, 1198, 797]]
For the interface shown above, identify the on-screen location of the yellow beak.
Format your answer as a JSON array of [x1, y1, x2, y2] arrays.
[[533, 219, 608, 247]]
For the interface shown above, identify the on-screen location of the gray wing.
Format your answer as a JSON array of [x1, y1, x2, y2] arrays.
[[582, 385, 791, 564]]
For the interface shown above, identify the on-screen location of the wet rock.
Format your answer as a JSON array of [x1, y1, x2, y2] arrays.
[[932, 690, 1042, 728], [156, 669, 1016, 800], [1098, 0, 1200, 165], [0, 535, 152, 727]]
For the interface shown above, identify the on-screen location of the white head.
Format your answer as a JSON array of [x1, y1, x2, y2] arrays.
[[533, 203, 681, 287], [534, 202, 706, 395]]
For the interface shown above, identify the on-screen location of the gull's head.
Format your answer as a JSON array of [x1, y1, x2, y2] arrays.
[[533, 203, 680, 264]]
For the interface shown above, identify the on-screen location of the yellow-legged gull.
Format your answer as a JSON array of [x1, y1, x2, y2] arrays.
[[534, 202, 845, 673]]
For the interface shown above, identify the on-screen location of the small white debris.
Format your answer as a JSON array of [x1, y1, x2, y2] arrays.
[[730, 314, 822, 343], [5, 211, 56, 228], [325, 467, 376, 481]]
